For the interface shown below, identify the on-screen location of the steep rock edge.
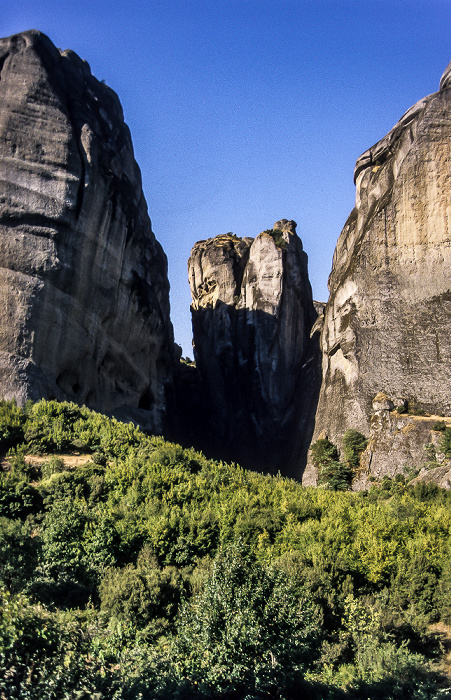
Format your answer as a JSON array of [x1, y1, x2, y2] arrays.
[[304, 60, 451, 486], [0, 30, 174, 432], [184, 220, 321, 476]]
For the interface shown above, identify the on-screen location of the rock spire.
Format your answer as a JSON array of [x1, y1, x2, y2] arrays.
[[0, 30, 174, 430], [187, 220, 321, 475]]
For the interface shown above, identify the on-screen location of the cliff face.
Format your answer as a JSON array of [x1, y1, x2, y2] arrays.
[[187, 221, 321, 475], [352, 396, 451, 490], [305, 61, 451, 484], [0, 31, 174, 431]]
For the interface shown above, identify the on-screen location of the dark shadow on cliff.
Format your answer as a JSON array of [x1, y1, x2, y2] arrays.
[[174, 303, 322, 479]]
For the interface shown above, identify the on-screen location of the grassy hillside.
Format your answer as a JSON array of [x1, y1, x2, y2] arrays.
[[0, 399, 451, 699]]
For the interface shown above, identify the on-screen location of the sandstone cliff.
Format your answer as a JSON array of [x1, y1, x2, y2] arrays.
[[187, 221, 321, 475], [0, 30, 174, 431], [352, 395, 451, 490], [304, 61, 451, 485]]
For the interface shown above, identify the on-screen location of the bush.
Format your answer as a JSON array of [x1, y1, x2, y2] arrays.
[[0, 517, 39, 593], [41, 455, 67, 479], [342, 430, 368, 471], [99, 546, 187, 636], [263, 228, 287, 249], [318, 460, 354, 491], [310, 437, 355, 490], [38, 496, 91, 588], [0, 399, 25, 446], [441, 428, 451, 458], [0, 472, 42, 519], [0, 588, 102, 698], [310, 438, 339, 470], [172, 542, 320, 697]]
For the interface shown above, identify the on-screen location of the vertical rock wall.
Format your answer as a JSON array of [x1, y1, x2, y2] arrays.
[[0, 31, 174, 431], [188, 221, 321, 475], [305, 61, 451, 484]]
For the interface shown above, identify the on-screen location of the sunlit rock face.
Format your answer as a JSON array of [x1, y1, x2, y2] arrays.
[[304, 61, 451, 484], [0, 30, 174, 431], [188, 221, 321, 476]]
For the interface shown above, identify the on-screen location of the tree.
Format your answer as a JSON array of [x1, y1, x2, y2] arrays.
[[318, 460, 354, 491], [310, 437, 354, 490], [342, 430, 368, 471], [99, 546, 186, 637], [441, 428, 451, 458], [172, 541, 320, 697], [310, 438, 339, 470]]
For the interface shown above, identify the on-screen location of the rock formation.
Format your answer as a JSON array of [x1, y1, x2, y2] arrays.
[[187, 221, 321, 475], [304, 60, 451, 485], [0, 30, 174, 431], [3, 29, 450, 484], [352, 395, 451, 490]]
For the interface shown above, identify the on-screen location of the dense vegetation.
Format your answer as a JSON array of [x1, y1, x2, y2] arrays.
[[0, 399, 451, 698]]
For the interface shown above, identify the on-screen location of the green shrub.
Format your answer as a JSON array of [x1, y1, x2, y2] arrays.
[[39, 496, 90, 585], [99, 546, 187, 636], [424, 442, 438, 464], [310, 437, 354, 490], [318, 460, 354, 491], [0, 472, 42, 519], [0, 399, 25, 446], [263, 227, 287, 249], [441, 428, 451, 458], [342, 429, 368, 470], [5, 446, 38, 481], [0, 588, 103, 698], [172, 541, 320, 697], [0, 517, 39, 593], [310, 438, 339, 469], [41, 455, 67, 479]]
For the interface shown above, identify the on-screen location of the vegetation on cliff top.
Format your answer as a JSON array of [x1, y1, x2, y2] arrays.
[[0, 399, 451, 698], [263, 227, 287, 249]]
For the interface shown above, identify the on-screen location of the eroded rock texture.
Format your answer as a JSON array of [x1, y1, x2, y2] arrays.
[[353, 397, 451, 490], [0, 30, 174, 431], [188, 221, 321, 475], [305, 61, 451, 484]]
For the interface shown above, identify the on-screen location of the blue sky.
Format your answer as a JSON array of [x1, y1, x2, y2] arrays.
[[3, 1, 450, 355]]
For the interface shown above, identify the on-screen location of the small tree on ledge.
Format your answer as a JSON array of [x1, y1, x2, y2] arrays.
[[310, 437, 352, 490]]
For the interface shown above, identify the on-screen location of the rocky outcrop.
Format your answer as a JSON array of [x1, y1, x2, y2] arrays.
[[305, 60, 451, 485], [0, 30, 174, 431], [353, 397, 451, 489], [187, 221, 321, 475]]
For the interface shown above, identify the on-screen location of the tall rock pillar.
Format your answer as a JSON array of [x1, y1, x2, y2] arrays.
[[305, 61, 451, 484], [188, 220, 321, 476], [0, 31, 174, 431]]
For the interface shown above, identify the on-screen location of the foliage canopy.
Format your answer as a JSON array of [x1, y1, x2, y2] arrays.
[[0, 399, 450, 698]]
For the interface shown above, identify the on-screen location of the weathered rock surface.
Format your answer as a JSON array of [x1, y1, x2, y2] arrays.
[[410, 463, 451, 490], [0, 30, 174, 431], [187, 221, 321, 475], [354, 400, 451, 490], [305, 60, 451, 485]]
